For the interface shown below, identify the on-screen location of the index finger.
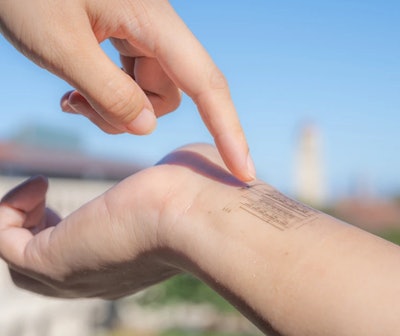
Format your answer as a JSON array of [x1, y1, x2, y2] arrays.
[[144, 3, 256, 181]]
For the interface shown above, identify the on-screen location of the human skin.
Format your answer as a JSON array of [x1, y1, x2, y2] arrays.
[[0, 0, 254, 181], [1, 144, 400, 335]]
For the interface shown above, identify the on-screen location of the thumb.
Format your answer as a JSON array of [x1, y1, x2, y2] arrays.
[[59, 31, 157, 135]]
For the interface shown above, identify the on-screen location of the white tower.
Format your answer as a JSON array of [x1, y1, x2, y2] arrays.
[[294, 123, 326, 207]]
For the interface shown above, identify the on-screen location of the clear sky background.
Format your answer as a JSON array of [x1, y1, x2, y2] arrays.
[[1, 0, 399, 200]]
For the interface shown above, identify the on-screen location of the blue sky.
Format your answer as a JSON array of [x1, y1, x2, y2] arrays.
[[1, 0, 399, 200]]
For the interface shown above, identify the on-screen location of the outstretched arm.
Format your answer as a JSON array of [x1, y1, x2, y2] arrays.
[[1, 144, 400, 335]]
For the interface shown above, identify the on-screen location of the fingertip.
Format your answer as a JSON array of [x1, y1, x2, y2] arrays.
[[232, 161, 256, 183], [215, 133, 256, 183], [60, 90, 73, 103], [126, 108, 157, 135], [60, 91, 76, 113], [245, 153, 257, 182]]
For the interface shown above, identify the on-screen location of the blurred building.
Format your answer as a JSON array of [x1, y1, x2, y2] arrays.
[[0, 136, 144, 336], [294, 123, 326, 207], [0, 140, 141, 180], [292, 122, 400, 234], [0, 132, 261, 336], [332, 196, 400, 234]]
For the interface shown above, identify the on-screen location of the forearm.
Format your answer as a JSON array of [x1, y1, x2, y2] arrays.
[[3, 144, 399, 335], [169, 179, 400, 336]]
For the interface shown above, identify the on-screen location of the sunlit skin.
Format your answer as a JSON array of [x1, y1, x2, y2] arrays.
[[1, 143, 400, 336], [0, 0, 254, 181]]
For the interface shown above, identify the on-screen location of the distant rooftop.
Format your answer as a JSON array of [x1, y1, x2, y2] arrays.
[[13, 124, 82, 151], [333, 197, 400, 233], [0, 140, 144, 180]]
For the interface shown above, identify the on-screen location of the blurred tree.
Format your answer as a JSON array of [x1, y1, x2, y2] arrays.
[[138, 274, 235, 313]]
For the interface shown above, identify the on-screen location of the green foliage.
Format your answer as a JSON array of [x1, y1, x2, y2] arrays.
[[393, 195, 400, 207], [160, 329, 257, 336], [379, 229, 400, 246], [137, 274, 236, 313]]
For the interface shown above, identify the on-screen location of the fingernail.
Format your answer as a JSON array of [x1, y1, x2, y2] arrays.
[[60, 91, 76, 113], [127, 108, 157, 134], [61, 101, 76, 113], [60, 98, 75, 113], [247, 153, 256, 180]]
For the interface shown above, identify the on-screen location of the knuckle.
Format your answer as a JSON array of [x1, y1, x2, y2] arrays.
[[209, 69, 229, 91], [192, 68, 230, 107], [80, 112, 122, 134], [168, 90, 182, 111], [158, 90, 182, 115], [119, 1, 155, 51], [97, 122, 124, 135], [102, 78, 145, 124]]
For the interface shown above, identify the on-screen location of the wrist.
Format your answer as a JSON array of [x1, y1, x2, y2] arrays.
[[157, 171, 329, 335]]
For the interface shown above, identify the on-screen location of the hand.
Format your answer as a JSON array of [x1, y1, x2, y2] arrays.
[[5, 145, 398, 336], [0, 0, 255, 181], [0, 144, 244, 299]]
